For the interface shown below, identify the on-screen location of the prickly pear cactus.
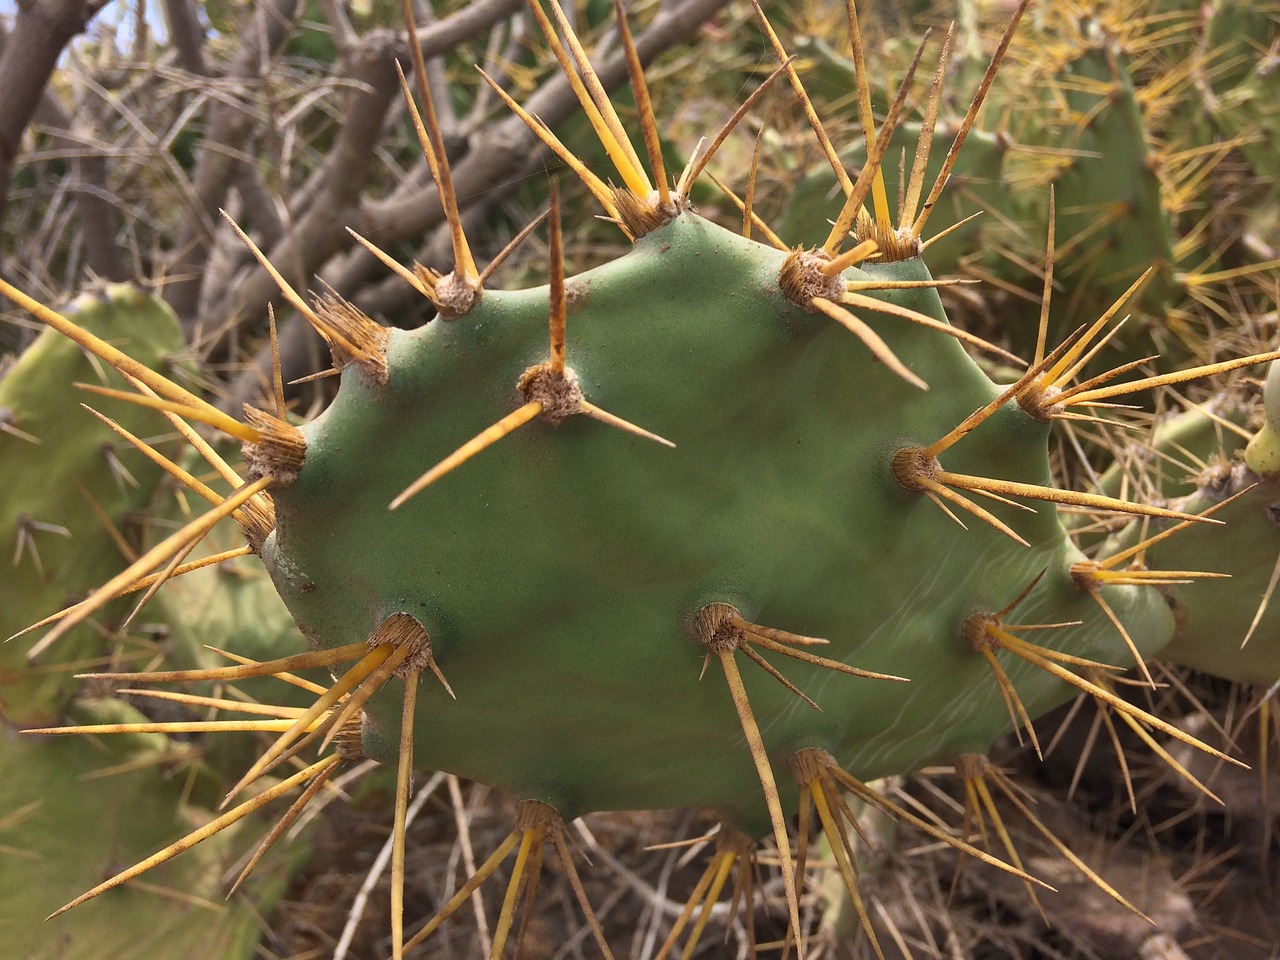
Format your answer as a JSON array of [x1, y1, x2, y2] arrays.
[[4, 1, 1279, 958], [0, 284, 184, 725]]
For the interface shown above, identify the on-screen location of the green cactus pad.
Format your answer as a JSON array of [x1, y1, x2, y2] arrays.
[[262, 211, 1173, 833], [0, 285, 185, 725], [0, 700, 297, 960]]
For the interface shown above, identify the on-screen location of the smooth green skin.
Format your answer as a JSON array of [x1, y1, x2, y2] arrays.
[[0, 285, 185, 726], [3, 701, 293, 960], [263, 212, 1172, 833], [774, 122, 1009, 279], [1126, 471, 1280, 685]]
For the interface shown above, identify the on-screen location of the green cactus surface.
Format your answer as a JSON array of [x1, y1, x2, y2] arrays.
[[0, 285, 184, 725]]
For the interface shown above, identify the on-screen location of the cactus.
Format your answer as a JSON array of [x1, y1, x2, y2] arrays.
[[0, 699, 299, 960], [0, 284, 185, 725], [3, 1, 1278, 957]]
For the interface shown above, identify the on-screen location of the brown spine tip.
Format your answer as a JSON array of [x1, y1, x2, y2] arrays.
[[891, 446, 940, 492], [242, 406, 306, 489], [777, 249, 846, 309]]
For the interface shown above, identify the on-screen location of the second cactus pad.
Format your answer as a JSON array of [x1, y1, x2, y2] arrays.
[[262, 210, 1173, 832]]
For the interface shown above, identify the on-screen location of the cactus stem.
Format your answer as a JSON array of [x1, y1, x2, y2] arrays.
[[391, 401, 544, 509], [810, 297, 927, 390], [714, 647, 804, 959], [1244, 553, 1280, 650], [925, 338, 1075, 462], [391, 221, 676, 509], [11, 514, 70, 578], [0, 276, 212, 420], [23, 476, 272, 661], [955, 755, 1046, 923], [45, 752, 343, 921], [77, 480, 137, 561]]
